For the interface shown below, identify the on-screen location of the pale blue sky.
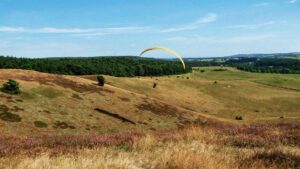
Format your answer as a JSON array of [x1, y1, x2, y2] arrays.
[[0, 0, 299, 58]]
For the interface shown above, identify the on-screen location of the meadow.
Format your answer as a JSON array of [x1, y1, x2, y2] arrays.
[[0, 67, 299, 168], [104, 67, 300, 122], [0, 122, 298, 169]]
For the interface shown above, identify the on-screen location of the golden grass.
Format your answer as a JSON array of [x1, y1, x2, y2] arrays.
[[0, 69, 202, 136], [0, 69, 299, 168], [0, 123, 299, 169], [104, 68, 300, 122]]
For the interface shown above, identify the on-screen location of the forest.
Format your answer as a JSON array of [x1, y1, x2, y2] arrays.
[[234, 58, 300, 74], [186, 57, 300, 74], [0, 56, 191, 77], [1, 56, 299, 76]]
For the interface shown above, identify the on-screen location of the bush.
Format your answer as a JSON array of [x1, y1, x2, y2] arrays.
[[153, 82, 158, 88], [213, 68, 227, 71], [97, 75, 105, 86], [0, 112, 22, 122], [1, 79, 21, 94], [235, 116, 243, 120], [34, 121, 48, 128]]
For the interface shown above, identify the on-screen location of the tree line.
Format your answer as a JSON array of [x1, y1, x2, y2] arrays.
[[186, 57, 300, 74], [0, 56, 191, 77], [233, 58, 300, 74]]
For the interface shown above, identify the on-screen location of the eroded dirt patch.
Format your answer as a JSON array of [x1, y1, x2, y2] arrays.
[[71, 94, 83, 100], [0, 104, 10, 113], [11, 106, 24, 112], [118, 97, 131, 102], [136, 101, 179, 117], [0, 103, 24, 112], [53, 121, 75, 129]]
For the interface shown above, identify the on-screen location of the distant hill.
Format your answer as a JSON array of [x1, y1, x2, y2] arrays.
[[184, 52, 300, 74], [225, 52, 300, 59], [183, 52, 300, 61]]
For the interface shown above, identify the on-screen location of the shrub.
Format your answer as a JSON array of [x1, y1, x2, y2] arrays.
[[34, 121, 48, 128], [235, 116, 243, 120], [96, 75, 105, 86], [1, 79, 21, 94], [0, 112, 22, 122], [153, 82, 158, 88], [213, 68, 227, 71]]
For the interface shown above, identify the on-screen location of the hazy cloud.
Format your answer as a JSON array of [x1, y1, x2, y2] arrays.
[[229, 21, 277, 29], [160, 13, 218, 33], [165, 34, 275, 44], [255, 2, 270, 7], [0, 26, 149, 35], [286, 0, 298, 3], [0, 13, 218, 36]]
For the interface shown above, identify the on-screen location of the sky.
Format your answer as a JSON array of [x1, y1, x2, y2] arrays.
[[0, 0, 299, 58]]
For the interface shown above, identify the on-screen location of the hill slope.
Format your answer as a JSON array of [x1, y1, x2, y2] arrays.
[[85, 67, 300, 122], [0, 69, 209, 136]]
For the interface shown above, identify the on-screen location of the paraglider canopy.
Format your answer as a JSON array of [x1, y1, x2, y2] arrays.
[[140, 46, 186, 70]]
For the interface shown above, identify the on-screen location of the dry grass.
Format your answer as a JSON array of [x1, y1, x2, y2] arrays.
[[0, 69, 201, 136], [0, 122, 299, 169], [103, 68, 300, 122], [0, 69, 299, 168]]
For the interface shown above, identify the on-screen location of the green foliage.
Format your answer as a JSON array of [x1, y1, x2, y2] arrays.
[[0, 112, 22, 122], [188, 57, 300, 74], [213, 68, 227, 71], [0, 56, 191, 77], [235, 58, 300, 74], [34, 121, 48, 128], [1, 79, 21, 95], [97, 75, 105, 86]]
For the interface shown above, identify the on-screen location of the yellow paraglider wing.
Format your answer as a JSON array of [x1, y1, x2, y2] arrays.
[[140, 46, 186, 70]]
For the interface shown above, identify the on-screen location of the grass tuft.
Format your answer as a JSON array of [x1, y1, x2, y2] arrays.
[[34, 121, 48, 128]]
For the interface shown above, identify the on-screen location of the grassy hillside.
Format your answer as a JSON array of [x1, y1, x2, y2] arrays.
[[0, 69, 205, 136], [0, 68, 299, 169], [85, 67, 300, 122]]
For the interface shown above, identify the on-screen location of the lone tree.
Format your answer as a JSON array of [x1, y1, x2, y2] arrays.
[[97, 75, 105, 86], [1, 79, 21, 94]]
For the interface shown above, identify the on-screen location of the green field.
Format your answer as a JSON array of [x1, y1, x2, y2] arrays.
[[193, 67, 300, 90]]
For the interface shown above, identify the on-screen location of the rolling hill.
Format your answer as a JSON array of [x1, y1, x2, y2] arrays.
[[84, 67, 300, 122], [0, 68, 299, 169], [0, 69, 213, 136]]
